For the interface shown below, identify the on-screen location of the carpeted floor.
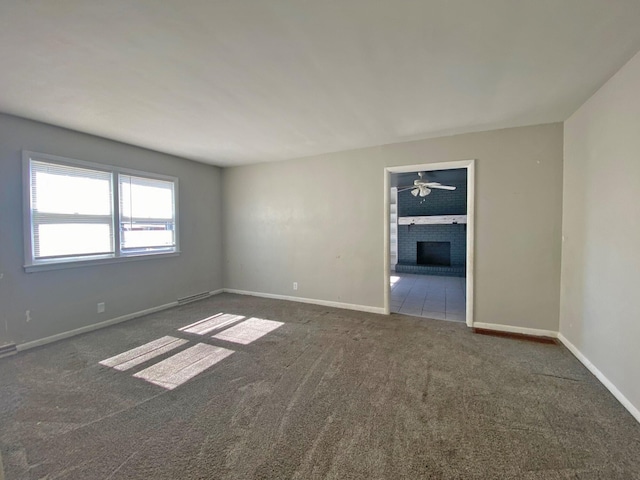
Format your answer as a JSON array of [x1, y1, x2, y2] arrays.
[[1, 293, 639, 479]]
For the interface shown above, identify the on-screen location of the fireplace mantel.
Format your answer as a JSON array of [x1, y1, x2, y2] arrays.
[[398, 215, 467, 225]]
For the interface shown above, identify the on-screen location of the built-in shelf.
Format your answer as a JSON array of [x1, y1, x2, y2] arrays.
[[390, 188, 398, 269], [398, 215, 467, 225]]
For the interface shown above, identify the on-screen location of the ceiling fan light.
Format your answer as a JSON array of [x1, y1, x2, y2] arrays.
[[419, 187, 431, 197], [411, 188, 419, 197]]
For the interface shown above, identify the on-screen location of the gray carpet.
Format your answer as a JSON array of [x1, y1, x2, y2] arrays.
[[1, 293, 639, 479]]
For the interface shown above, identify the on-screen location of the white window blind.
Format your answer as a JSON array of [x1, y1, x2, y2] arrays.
[[30, 160, 114, 260], [119, 174, 176, 254]]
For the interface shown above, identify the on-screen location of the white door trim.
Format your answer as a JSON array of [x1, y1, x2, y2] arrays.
[[384, 159, 475, 327]]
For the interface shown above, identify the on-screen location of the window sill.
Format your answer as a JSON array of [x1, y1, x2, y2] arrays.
[[24, 251, 181, 273]]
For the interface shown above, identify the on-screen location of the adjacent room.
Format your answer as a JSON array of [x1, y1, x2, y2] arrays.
[[1, 1, 640, 478], [389, 168, 468, 321]]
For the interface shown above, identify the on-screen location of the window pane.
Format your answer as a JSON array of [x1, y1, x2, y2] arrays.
[[30, 159, 115, 262], [119, 174, 176, 254], [32, 162, 112, 215], [121, 224, 175, 251], [37, 224, 113, 258], [120, 175, 174, 220]]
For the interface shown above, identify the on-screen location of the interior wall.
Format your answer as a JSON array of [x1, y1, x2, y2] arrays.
[[560, 50, 640, 415], [0, 114, 223, 346], [223, 123, 563, 331]]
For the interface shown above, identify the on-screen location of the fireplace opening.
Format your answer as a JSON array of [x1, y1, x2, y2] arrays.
[[417, 241, 451, 266]]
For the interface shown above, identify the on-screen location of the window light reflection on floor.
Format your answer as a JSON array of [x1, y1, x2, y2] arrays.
[[212, 317, 284, 345], [179, 313, 245, 335], [99, 336, 188, 371], [133, 343, 234, 390], [98, 314, 285, 391]]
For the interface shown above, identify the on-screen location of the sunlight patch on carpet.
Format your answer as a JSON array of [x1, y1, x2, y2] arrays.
[[99, 336, 188, 371], [133, 343, 234, 390], [179, 313, 245, 335], [212, 318, 284, 345]]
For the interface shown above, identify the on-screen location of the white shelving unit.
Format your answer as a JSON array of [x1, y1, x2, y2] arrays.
[[390, 187, 398, 270]]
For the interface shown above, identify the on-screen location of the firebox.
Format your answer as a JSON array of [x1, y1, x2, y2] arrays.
[[417, 241, 451, 266]]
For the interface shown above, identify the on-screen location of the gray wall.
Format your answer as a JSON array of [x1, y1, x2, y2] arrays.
[[223, 123, 564, 331], [561, 50, 640, 414], [0, 114, 223, 346]]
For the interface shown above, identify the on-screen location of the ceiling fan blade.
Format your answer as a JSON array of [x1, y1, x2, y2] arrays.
[[429, 185, 456, 190], [397, 186, 415, 192]]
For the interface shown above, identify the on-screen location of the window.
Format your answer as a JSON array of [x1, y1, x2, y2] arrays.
[[24, 152, 178, 271], [119, 174, 176, 254]]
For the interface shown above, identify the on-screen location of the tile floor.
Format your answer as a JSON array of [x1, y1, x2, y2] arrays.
[[390, 273, 466, 322]]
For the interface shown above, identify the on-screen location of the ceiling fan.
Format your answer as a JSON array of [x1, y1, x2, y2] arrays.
[[398, 172, 456, 197]]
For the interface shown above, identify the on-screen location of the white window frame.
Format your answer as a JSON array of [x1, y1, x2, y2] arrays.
[[23, 151, 180, 272]]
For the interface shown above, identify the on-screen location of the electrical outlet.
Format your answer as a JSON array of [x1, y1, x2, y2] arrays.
[[97, 302, 105, 314], [293, 282, 298, 291]]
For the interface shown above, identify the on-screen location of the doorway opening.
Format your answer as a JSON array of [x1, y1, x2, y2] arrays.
[[384, 160, 475, 327]]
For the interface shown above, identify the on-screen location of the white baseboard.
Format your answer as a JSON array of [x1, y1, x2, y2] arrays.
[[223, 288, 386, 315], [17, 301, 179, 352], [472, 322, 558, 339], [557, 333, 640, 424], [16, 289, 226, 352]]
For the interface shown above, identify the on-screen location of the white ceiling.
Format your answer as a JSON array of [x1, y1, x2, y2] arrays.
[[1, 1, 640, 167]]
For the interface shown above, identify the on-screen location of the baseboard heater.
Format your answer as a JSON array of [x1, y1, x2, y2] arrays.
[[0, 343, 17, 359], [177, 292, 211, 305]]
